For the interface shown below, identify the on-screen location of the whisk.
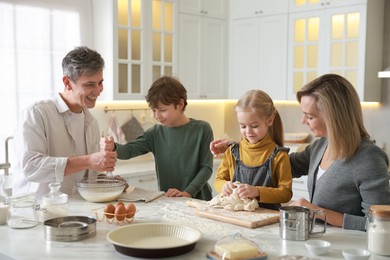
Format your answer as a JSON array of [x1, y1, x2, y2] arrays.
[[101, 132, 114, 181]]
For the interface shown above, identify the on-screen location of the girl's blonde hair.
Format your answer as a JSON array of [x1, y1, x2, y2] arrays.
[[297, 74, 369, 159], [235, 89, 284, 146]]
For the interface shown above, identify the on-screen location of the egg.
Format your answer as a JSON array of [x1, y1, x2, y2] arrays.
[[125, 203, 136, 218], [114, 204, 126, 221], [104, 203, 115, 219], [115, 201, 125, 208]]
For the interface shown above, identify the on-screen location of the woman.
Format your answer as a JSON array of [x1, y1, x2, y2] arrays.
[[211, 74, 390, 231]]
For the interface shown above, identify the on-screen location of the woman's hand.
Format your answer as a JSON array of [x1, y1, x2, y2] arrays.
[[288, 198, 343, 227], [100, 136, 115, 151], [165, 188, 192, 198], [288, 198, 321, 210], [210, 139, 230, 157]]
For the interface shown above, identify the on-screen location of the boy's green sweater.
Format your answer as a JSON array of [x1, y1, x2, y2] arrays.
[[116, 118, 214, 200]]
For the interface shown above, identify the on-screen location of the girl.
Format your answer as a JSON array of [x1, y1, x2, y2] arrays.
[[214, 90, 292, 210]]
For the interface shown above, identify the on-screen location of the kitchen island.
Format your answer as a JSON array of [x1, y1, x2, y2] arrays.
[[0, 195, 382, 260]]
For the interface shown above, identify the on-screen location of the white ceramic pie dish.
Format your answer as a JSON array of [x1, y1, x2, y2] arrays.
[[106, 223, 202, 258]]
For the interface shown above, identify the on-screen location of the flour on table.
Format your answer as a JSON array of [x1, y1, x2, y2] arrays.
[[159, 205, 230, 237], [208, 182, 259, 212], [208, 209, 279, 222]]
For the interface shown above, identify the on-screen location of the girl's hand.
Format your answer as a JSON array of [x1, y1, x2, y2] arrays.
[[210, 139, 230, 157], [236, 184, 259, 199], [222, 181, 237, 196]]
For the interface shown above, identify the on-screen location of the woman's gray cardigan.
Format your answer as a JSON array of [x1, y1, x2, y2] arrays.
[[290, 137, 390, 231]]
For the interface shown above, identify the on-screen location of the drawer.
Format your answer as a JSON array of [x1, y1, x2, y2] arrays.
[[292, 176, 309, 200]]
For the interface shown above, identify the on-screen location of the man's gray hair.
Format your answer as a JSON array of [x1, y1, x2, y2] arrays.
[[62, 46, 104, 82]]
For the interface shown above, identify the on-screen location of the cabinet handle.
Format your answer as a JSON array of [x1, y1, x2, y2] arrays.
[[138, 176, 156, 183]]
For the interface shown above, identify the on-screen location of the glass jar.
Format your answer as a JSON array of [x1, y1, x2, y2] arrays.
[[6, 192, 39, 229], [368, 205, 390, 256], [38, 182, 69, 222]]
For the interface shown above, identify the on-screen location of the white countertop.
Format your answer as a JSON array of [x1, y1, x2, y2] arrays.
[[0, 195, 385, 260]]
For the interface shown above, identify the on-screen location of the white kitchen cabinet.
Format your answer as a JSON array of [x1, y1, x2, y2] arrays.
[[292, 175, 310, 201], [178, 13, 227, 99], [208, 159, 222, 197], [231, 0, 287, 20], [112, 0, 178, 100], [287, 0, 385, 101], [125, 172, 158, 190], [179, 0, 226, 19], [230, 6, 288, 100], [288, 0, 367, 13]]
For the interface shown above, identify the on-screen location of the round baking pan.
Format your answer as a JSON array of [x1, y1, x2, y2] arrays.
[[107, 223, 201, 258], [44, 216, 96, 242]]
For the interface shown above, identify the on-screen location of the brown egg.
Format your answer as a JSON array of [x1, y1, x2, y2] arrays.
[[125, 203, 136, 218], [115, 201, 125, 208], [114, 204, 126, 221], [104, 203, 115, 219]]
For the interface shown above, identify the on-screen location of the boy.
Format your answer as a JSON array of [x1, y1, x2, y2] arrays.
[[102, 76, 214, 200]]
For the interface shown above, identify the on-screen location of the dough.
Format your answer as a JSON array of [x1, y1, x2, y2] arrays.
[[208, 182, 259, 212]]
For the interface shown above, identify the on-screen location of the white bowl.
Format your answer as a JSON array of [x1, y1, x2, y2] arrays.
[[342, 249, 371, 260], [305, 240, 331, 255]]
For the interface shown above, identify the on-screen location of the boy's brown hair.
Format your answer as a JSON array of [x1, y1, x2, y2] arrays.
[[145, 76, 188, 111]]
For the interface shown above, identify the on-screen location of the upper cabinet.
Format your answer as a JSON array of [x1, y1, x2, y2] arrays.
[[287, 0, 385, 101], [288, 0, 367, 13], [113, 0, 178, 100], [179, 0, 226, 19], [178, 0, 227, 99], [231, 0, 288, 19], [229, 0, 288, 100]]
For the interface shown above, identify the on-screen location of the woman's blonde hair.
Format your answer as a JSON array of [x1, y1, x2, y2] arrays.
[[297, 74, 369, 159], [235, 89, 284, 146]]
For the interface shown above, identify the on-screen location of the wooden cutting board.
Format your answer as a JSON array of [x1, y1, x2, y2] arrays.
[[186, 200, 280, 229]]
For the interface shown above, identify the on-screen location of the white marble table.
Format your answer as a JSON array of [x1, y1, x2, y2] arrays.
[[0, 195, 384, 260]]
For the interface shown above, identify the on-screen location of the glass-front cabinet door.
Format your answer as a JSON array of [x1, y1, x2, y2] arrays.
[[287, 1, 384, 102], [114, 0, 177, 100], [151, 0, 174, 81]]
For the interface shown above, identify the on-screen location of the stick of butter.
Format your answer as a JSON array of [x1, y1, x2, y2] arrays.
[[214, 242, 258, 259]]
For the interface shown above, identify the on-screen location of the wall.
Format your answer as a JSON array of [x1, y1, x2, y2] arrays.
[[369, 0, 390, 155], [91, 100, 229, 144]]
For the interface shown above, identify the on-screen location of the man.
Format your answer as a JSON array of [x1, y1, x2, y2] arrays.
[[13, 46, 117, 196]]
